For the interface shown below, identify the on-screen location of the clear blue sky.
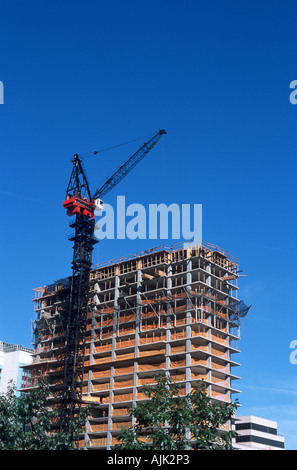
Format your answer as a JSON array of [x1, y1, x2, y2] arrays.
[[0, 0, 296, 449]]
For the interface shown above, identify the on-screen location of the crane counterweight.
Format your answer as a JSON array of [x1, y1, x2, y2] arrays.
[[62, 196, 97, 219]]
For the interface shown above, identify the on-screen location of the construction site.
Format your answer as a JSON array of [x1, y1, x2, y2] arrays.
[[20, 130, 250, 449], [22, 240, 249, 449]]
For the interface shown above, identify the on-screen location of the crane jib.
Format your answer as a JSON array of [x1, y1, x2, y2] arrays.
[[92, 129, 166, 200]]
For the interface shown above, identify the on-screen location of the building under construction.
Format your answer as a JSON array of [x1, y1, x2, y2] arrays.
[[21, 240, 249, 449]]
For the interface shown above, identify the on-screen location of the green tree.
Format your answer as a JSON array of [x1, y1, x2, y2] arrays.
[[0, 379, 89, 450], [116, 374, 238, 450]]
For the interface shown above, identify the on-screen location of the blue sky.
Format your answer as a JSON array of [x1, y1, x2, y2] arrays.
[[0, 0, 296, 449]]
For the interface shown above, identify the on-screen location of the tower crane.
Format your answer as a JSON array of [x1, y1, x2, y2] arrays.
[[59, 129, 166, 442]]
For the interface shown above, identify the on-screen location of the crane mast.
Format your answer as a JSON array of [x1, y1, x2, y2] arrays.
[[60, 155, 98, 440], [60, 129, 166, 444]]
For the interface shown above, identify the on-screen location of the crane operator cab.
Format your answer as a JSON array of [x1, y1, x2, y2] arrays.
[[94, 198, 104, 212]]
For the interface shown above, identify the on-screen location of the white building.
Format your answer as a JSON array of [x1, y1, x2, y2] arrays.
[[0, 342, 33, 396], [233, 415, 285, 450]]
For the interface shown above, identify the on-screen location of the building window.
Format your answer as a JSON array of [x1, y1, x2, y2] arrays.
[[236, 435, 284, 449], [235, 422, 277, 435]]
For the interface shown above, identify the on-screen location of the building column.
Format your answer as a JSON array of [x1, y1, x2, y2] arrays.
[[185, 258, 192, 395], [166, 263, 172, 376]]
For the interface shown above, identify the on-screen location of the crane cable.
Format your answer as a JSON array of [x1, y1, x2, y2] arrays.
[[79, 131, 156, 159]]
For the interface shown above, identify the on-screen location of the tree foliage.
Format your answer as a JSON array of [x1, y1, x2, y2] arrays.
[[116, 374, 238, 450], [0, 379, 89, 450]]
